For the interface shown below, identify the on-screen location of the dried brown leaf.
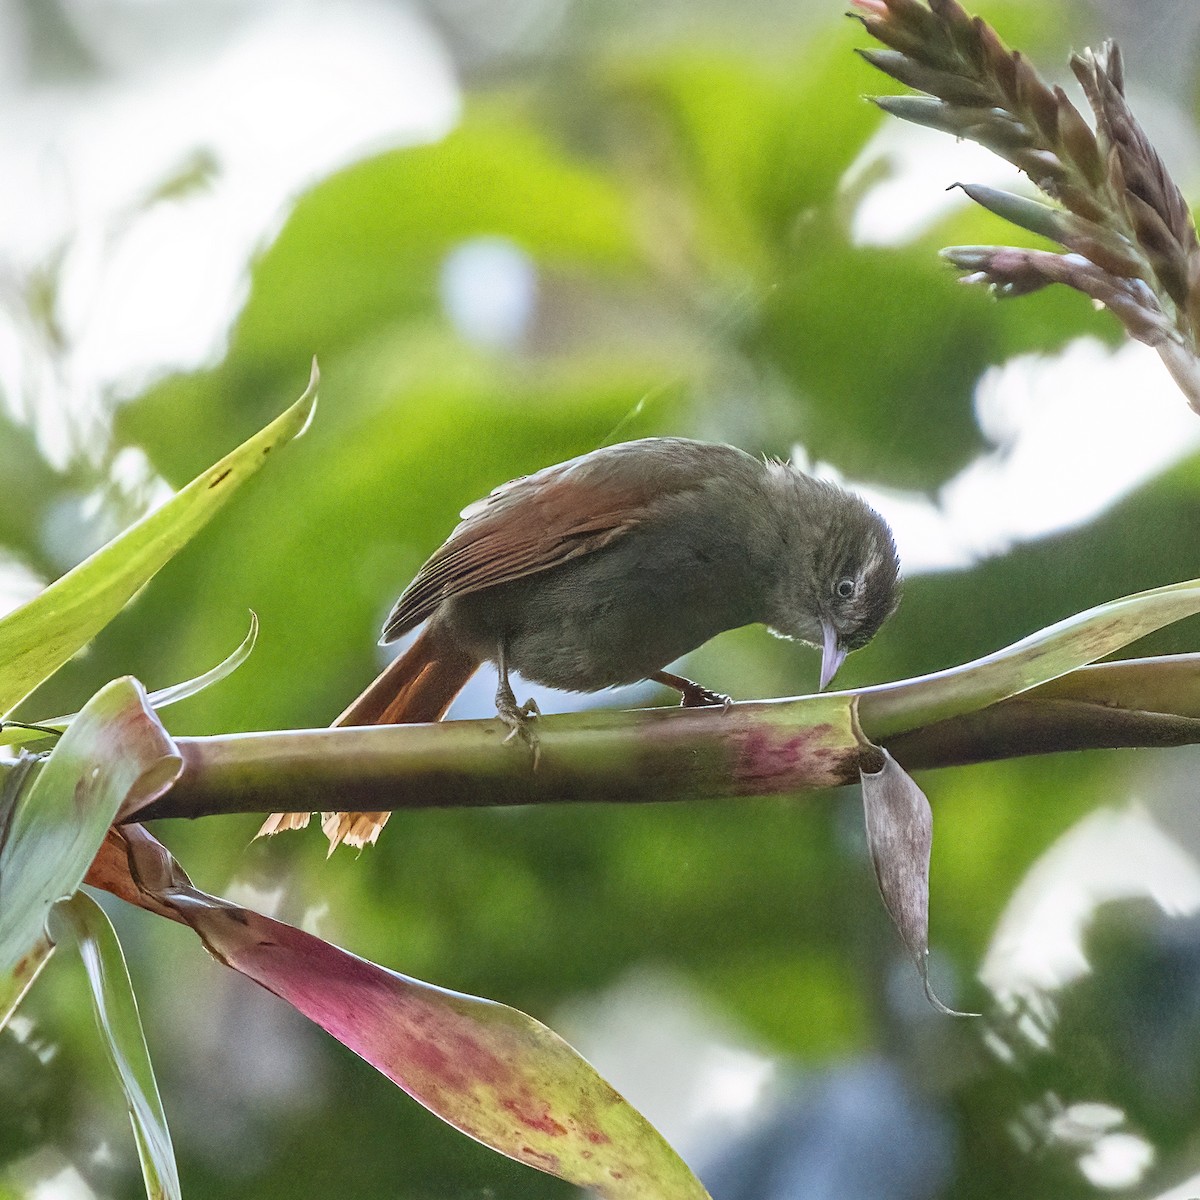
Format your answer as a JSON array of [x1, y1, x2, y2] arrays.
[[853, 707, 977, 1017]]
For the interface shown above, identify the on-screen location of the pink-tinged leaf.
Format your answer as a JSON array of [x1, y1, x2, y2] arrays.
[[0, 678, 181, 1027], [103, 826, 710, 1200], [856, 714, 976, 1017]]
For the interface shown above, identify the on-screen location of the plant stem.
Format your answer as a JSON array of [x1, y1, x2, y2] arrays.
[[131, 684, 1200, 823], [888, 698, 1200, 769], [135, 698, 860, 822]]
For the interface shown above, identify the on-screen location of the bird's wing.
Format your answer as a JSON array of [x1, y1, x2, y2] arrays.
[[382, 439, 749, 641]]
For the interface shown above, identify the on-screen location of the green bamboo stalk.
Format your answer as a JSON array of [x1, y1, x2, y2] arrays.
[[134, 697, 861, 822], [133, 667, 1200, 823]]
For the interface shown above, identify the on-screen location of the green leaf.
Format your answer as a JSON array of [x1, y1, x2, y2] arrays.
[[142, 610, 259, 713], [49, 892, 180, 1200], [1029, 652, 1200, 716], [0, 756, 51, 1024], [858, 577, 1200, 736], [0, 678, 181, 1027], [106, 826, 711, 1200], [0, 612, 259, 751], [0, 362, 317, 717]]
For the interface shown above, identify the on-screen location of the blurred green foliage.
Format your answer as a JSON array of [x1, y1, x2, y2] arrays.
[[5, 1, 1200, 1199]]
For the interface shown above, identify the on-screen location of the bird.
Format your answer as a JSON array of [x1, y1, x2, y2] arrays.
[[260, 437, 900, 850]]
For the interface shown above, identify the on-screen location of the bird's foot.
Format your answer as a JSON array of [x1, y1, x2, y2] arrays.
[[497, 685, 541, 768], [679, 683, 732, 711], [652, 670, 732, 711]]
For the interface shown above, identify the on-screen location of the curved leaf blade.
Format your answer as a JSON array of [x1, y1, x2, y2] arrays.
[[0, 362, 316, 717], [1028, 652, 1200, 717], [143, 611, 259, 713], [0, 678, 181, 1027], [50, 892, 180, 1200], [858, 577, 1200, 736], [0, 613, 260, 751]]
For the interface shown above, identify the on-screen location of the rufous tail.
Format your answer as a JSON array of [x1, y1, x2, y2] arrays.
[[256, 624, 479, 852]]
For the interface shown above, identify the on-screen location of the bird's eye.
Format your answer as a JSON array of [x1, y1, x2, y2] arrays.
[[835, 578, 855, 599]]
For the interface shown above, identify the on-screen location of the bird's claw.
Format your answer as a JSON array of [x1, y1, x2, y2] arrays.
[[679, 683, 733, 711], [498, 695, 541, 768]]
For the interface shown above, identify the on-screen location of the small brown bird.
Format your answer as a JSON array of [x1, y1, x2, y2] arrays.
[[261, 437, 900, 849]]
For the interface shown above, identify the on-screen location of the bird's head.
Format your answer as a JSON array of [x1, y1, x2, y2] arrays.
[[766, 473, 901, 690]]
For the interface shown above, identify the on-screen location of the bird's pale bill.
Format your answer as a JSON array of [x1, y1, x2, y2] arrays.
[[820, 619, 848, 691]]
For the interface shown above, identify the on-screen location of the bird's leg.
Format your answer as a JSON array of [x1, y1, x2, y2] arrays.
[[496, 642, 540, 765], [652, 670, 732, 711]]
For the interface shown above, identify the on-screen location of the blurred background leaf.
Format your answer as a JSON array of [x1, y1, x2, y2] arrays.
[[2, 0, 1200, 1198]]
